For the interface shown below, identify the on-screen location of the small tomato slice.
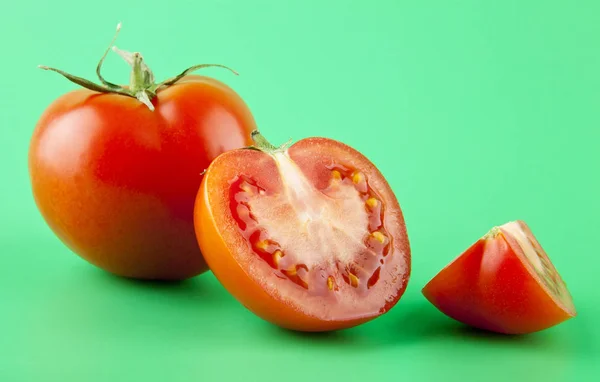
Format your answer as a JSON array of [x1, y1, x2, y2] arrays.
[[422, 220, 576, 334], [194, 132, 411, 331]]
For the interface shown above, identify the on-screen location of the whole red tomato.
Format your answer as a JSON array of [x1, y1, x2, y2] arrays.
[[422, 220, 576, 334], [29, 25, 256, 280], [195, 131, 411, 331]]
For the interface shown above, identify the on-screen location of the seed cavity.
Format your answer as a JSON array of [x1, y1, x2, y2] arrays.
[[367, 267, 381, 289], [284, 264, 309, 289]]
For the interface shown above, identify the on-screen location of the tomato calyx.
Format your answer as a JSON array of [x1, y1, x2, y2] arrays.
[[246, 130, 293, 154], [38, 23, 238, 111]]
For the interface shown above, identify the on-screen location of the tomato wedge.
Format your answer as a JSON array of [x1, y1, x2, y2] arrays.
[[194, 131, 411, 331], [422, 220, 576, 334]]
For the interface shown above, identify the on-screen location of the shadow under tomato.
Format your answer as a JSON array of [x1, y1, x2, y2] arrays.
[[448, 317, 588, 357], [392, 299, 579, 354], [267, 295, 575, 353], [41, 264, 581, 356], [264, 296, 455, 349], [98, 269, 223, 301], [40, 263, 244, 330]]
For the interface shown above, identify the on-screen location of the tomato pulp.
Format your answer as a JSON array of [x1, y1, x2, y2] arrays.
[[195, 131, 411, 331], [29, 26, 256, 280], [422, 220, 576, 334]]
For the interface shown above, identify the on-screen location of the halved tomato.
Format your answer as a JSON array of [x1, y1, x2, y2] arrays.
[[422, 220, 576, 334], [194, 131, 411, 331]]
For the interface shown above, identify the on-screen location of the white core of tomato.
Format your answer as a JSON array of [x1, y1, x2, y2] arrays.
[[247, 151, 369, 269], [502, 221, 545, 275]]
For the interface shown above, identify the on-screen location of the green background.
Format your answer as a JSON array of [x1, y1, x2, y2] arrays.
[[1, 0, 598, 380]]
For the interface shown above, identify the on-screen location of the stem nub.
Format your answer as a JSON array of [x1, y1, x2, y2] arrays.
[[248, 130, 293, 154], [38, 23, 238, 111]]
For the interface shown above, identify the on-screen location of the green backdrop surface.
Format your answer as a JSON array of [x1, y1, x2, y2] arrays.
[[1, 0, 598, 381]]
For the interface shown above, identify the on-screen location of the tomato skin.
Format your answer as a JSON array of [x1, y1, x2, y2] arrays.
[[422, 223, 575, 334], [195, 137, 411, 331], [29, 75, 255, 280]]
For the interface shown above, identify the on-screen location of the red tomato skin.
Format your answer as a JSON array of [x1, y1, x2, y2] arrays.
[[29, 75, 256, 280], [422, 230, 574, 334]]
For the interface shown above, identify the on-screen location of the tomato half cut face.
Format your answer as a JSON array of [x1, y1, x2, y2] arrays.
[[195, 134, 411, 331], [422, 220, 576, 334]]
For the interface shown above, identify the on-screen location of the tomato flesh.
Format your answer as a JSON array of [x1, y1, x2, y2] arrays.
[[422, 220, 576, 334], [195, 137, 411, 331], [501, 221, 570, 302], [230, 157, 390, 295]]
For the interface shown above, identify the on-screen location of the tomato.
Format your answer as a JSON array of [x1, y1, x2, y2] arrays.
[[28, 25, 256, 280], [194, 131, 411, 331], [422, 220, 576, 334]]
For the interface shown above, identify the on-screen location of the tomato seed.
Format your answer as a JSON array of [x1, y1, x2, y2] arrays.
[[366, 197, 379, 208], [352, 172, 364, 184], [348, 272, 359, 288], [371, 231, 387, 244], [285, 265, 297, 276], [273, 250, 284, 267], [352, 172, 368, 193], [327, 276, 335, 291], [256, 240, 269, 251], [240, 182, 254, 194]]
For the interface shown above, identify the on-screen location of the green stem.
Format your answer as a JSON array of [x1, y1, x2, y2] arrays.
[[111, 46, 155, 91], [111, 46, 156, 109]]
